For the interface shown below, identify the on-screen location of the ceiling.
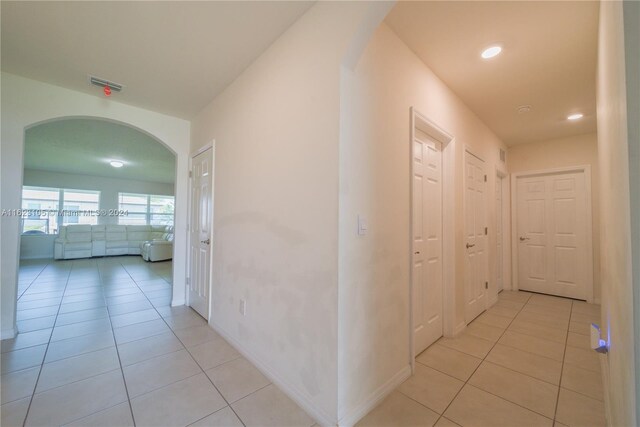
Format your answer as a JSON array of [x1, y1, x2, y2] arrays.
[[1, 1, 313, 119], [385, 1, 599, 146], [25, 118, 176, 183]]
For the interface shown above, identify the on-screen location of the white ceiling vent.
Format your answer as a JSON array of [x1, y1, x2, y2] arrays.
[[89, 76, 123, 92]]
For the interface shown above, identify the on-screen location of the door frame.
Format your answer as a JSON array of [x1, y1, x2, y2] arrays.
[[187, 141, 215, 321], [463, 146, 489, 322], [510, 165, 594, 303], [409, 107, 456, 372], [495, 168, 511, 294]]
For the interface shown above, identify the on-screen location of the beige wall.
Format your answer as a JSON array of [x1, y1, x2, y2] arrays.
[[508, 133, 601, 302], [190, 3, 392, 424], [622, 2, 640, 422], [596, 1, 637, 426], [338, 23, 507, 421]]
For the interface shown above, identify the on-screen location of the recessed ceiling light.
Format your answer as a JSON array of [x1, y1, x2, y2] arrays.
[[567, 113, 584, 121], [481, 45, 502, 59], [517, 105, 532, 114], [110, 160, 124, 168]]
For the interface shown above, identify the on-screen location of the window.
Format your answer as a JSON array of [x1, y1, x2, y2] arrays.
[[21, 187, 60, 234], [62, 190, 100, 226], [21, 187, 101, 234], [118, 193, 174, 226]]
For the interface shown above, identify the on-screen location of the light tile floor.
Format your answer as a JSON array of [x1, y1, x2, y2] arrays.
[[358, 291, 605, 427], [1, 257, 314, 427]]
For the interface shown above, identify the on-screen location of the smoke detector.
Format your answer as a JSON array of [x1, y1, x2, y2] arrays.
[[89, 76, 123, 93]]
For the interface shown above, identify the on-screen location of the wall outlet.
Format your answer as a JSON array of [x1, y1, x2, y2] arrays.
[[239, 299, 246, 316]]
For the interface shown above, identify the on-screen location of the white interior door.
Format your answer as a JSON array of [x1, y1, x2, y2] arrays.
[[496, 175, 504, 292], [464, 150, 488, 323], [412, 130, 443, 355], [516, 171, 589, 300], [189, 148, 213, 319]]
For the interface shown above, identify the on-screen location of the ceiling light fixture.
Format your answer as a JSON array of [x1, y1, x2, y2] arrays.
[[481, 45, 502, 59], [567, 113, 584, 121], [110, 160, 124, 168], [517, 105, 532, 114]]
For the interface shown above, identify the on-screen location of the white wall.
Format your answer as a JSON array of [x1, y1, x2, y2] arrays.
[[338, 23, 508, 421], [508, 133, 601, 302], [596, 2, 637, 426], [1, 73, 190, 339], [622, 1, 640, 422], [190, 3, 392, 424], [19, 169, 174, 259]]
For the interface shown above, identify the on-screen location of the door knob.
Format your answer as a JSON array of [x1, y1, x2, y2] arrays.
[[519, 237, 530, 241], [466, 243, 475, 249], [414, 251, 420, 255], [201, 238, 210, 245]]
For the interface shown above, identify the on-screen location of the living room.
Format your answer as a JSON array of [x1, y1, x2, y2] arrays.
[[18, 117, 176, 288]]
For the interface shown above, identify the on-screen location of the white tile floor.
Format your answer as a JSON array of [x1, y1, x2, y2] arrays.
[[1, 257, 314, 427], [357, 291, 606, 427]]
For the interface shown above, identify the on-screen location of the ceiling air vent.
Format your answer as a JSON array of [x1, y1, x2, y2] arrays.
[[499, 148, 506, 163], [89, 76, 123, 93]]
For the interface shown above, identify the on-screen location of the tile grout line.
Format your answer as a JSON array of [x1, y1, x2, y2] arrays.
[[21, 260, 74, 427], [7, 258, 173, 425], [429, 291, 535, 425], [97, 259, 138, 427], [16, 263, 49, 302], [118, 258, 249, 427], [552, 300, 574, 423]]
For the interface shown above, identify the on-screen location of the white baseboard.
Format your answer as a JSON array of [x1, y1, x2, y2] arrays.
[[599, 353, 611, 426], [453, 321, 466, 336], [488, 295, 498, 307], [171, 299, 185, 307], [1, 327, 17, 340], [337, 365, 411, 427], [210, 321, 337, 427]]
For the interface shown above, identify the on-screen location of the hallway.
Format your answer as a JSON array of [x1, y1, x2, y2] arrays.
[[1, 257, 314, 427], [358, 291, 604, 427]]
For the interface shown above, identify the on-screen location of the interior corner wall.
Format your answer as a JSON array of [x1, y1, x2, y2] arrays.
[[622, 1, 640, 422], [0, 73, 190, 340], [338, 23, 507, 422], [596, 2, 637, 426], [507, 133, 601, 302], [189, 3, 391, 424], [20, 169, 175, 260]]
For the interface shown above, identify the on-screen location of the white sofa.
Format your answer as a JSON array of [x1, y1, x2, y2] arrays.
[[54, 224, 173, 260], [141, 230, 174, 262]]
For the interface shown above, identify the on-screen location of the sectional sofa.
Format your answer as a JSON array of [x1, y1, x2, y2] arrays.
[[54, 224, 174, 261]]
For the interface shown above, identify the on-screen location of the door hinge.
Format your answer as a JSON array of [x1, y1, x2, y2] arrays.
[[485, 281, 489, 289], [189, 171, 193, 178], [185, 277, 190, 285], [485, 227, 488, 235], [484, 174, 487, 182]]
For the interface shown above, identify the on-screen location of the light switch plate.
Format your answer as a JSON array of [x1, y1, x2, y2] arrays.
[[358, 215, 367, 236]]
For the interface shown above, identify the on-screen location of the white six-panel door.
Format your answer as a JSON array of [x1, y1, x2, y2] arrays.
[[189, 147, 213, 319], [496, 175, 504, 291], [516, 171, 589, 300], [464, 150, 488, 323], [412, 130, 443, 355]]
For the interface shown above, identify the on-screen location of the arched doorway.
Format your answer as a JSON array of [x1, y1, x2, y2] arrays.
[[15, 117, 177, 335]]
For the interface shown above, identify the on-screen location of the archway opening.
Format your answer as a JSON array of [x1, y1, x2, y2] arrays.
[[16, 117, 176, 334]]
